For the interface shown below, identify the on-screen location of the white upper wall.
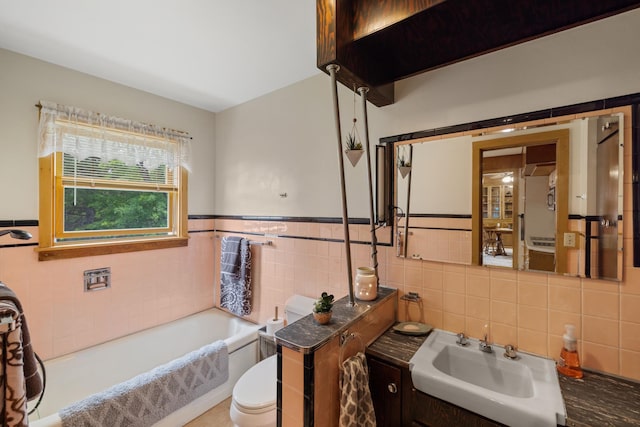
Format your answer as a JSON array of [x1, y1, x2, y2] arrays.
[[215, 9, 640, 218], [0, 48, 216, 219], [3, 9, 640, 220]]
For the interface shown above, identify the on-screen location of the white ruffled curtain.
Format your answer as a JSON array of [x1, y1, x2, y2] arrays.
[[37, 100, 192, 172]]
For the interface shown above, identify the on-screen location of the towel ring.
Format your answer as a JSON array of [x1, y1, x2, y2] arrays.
[[338, 331, 365, 368]]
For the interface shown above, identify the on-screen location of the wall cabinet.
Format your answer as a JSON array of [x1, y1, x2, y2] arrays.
[[483, 184, 513, 247], [482, 185, 513, 221]]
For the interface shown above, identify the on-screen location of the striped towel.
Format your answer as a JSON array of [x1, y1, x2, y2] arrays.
[[219, 236, 252, 316], [0, 282, 43, 427]]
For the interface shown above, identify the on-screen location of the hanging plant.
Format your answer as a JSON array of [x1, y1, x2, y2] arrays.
[[345, 131, 363, 151], [344, 130, 364, 167], [398, 147, 412, 178], [344, 86, 364, 167]]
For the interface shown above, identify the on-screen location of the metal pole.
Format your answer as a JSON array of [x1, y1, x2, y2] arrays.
[[327, 64, 355, 307], [403, 145, 413, 258], [357, 87, 379, 289]]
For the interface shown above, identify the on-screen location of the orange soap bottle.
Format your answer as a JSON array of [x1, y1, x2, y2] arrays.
[[557, 324, 583, 379]]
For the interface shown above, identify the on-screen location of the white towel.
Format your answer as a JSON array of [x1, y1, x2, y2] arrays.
[[339, 352, 376, 427]]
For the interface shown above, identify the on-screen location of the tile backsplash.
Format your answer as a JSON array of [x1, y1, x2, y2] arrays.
[[214, 218, 640, 382]]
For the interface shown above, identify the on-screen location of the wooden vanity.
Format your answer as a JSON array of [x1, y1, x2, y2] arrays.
[[367, 325, 640, 427], [367, 327, 504, 426]]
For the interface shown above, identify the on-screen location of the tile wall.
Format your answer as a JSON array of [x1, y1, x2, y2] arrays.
[[1, 212, 638, 383], [0, 219, 216, 360], [214, 216, 640, 382]]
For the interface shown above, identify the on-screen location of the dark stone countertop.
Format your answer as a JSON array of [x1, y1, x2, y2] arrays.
[[559, 370, 640, 427], [367, 325, 640, 427], [274, 286, 397, 353]]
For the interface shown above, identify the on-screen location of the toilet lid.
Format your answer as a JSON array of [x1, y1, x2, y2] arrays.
[[233, 355, 277, 411]]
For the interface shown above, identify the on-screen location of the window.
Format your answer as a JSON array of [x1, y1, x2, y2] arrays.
[[37, 101, 191, 260]]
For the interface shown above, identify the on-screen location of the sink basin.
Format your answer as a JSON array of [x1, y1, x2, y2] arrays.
[[410, 329, 566, 427], [432, 344, 534, 398]]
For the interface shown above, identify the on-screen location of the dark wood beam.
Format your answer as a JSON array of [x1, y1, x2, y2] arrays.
[[317, 0, 640, 107], [317, 0, 396, 106]]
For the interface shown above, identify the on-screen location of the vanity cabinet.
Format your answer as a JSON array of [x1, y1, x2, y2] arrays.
[[367, 356, 400, 426], [369, 326, 640, 427], [411, 389, 505, 427], [367, 355, 412, 427], [367, 353, 504, 427]]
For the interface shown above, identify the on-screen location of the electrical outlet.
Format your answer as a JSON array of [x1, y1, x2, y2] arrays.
[[563, 232, 576, 248]]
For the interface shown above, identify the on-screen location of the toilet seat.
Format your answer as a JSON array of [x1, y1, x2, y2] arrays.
[[232, 355, 277, 414]]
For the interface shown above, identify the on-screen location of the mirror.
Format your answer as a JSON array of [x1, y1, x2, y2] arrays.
[[473, 128, 570, 275], [391, 109, 625, 281]]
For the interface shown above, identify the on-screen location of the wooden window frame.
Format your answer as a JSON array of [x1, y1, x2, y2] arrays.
[[38, 150, 188, 261]]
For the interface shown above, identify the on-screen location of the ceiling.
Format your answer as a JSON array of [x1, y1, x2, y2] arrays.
[[3, 1, 639, 113], [0, 0, 320, 113]]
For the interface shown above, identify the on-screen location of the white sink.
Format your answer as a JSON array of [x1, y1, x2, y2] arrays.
[[410, 329, 566, 427]]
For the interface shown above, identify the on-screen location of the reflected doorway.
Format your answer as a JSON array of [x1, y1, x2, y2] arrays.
[[482, 171, 515, 268], [475, 132, 568, 273]]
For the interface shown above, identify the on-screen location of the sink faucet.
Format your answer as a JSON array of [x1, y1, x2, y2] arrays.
[[479, 324, 493, 353], [456, 332, 469, 346]]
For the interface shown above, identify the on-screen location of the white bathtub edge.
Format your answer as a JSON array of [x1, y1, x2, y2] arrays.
[[30, 308, 262, 427]]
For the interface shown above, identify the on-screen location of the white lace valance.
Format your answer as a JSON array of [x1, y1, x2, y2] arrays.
[[37, 101, 192, 172]]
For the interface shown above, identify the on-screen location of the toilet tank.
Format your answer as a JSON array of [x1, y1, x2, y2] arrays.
[[284, 295, 316, 324]]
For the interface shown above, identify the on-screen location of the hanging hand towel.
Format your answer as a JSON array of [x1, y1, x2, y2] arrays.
[[339, 352, 376, 427], [220, 236, 252, 316], [0, 282, 44, 427]]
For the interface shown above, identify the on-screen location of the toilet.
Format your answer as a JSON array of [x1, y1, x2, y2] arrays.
[[230, 295, 315, 427]]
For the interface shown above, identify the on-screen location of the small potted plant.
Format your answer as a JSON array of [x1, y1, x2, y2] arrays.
[[344, 131, 364, 167], [312, 292, 335, 325]]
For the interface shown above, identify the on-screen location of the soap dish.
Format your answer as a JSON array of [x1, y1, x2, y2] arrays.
[[393, 322, 433, 336]]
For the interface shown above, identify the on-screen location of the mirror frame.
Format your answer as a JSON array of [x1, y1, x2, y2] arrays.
[[378, 92, 640, 269], [472, 129, 570, 272]]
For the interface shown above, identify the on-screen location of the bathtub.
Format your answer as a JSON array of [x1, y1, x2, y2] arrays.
[[29, 308, 262, 427]]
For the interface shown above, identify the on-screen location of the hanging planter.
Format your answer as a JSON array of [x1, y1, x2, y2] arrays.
[[398, 148, 412, 178], [344, 87, 364, 167], [344, 130, 363, 167], [398, 164, 412, 178]]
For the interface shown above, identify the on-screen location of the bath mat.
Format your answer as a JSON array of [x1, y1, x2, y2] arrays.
[[59, 340, 229, 427]]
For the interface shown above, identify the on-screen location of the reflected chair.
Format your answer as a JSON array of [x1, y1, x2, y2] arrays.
[[483, 228, 497, 255]]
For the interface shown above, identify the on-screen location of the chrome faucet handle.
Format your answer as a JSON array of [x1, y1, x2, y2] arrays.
[[479, 331, 493, 353], [504, 344, 518, 360], [479, 340, 493, 353], [455, 332, 469, 346]]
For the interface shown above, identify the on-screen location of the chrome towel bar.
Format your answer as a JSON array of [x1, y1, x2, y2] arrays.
[[215, 235, 273, 246]]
